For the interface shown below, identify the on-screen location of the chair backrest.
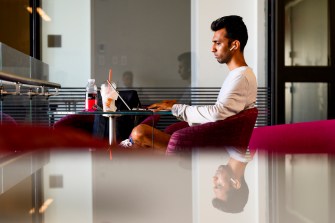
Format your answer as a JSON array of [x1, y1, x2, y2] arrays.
[[166, 107, 258, 155], [249, 119, 335, 154], [0, 113, 17, 125], [54, 114, 95, 134]]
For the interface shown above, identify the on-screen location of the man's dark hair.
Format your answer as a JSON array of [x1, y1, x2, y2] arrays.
[[178, 52, 191, 69], [212, 177, 249, 213], [211, 15, 248, 52]]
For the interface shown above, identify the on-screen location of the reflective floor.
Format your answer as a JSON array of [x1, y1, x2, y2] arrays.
[[0, 148, 334, 223]]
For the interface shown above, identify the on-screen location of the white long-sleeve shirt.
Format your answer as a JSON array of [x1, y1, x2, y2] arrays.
[[171, 66, 257, 126]]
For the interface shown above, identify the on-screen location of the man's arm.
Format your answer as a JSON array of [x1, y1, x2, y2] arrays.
[[172, 72, 256, 125], [147, 99, 177, 111]]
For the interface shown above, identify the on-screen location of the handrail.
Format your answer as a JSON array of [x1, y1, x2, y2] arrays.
[[0, 70, 61, 89]]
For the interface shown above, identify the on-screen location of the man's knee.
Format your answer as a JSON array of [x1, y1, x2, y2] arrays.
[[130, 124, 151, 141]]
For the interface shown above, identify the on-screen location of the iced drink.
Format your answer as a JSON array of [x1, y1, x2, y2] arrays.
[[100, 82, 118, 116]]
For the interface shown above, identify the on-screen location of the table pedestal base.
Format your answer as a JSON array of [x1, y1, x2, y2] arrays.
[[108, 116, 117, 145]]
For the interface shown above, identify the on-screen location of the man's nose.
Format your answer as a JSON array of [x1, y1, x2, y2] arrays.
[[211, 44, 216, 52]]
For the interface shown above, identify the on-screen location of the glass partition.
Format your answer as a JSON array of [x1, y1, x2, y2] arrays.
[[284, 0, 329, 66], [0, 43, 50, 80], [0, 43, 31, 78], [0, 43, 59, 125], [92, 0, 191, 88], [41, 0, 191, 88], [285, 82, 327, 123]]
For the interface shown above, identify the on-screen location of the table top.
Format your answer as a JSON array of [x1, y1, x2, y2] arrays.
[[50, 110, 172, 116]]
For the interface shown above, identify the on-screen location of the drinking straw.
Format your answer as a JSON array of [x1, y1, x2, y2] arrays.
[[108, 68, 112, 83], [107, 80, 131, 110]]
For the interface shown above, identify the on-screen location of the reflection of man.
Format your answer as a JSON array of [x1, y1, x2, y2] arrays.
[[212, 147, 252, 213], [177, 52, 191, 104], [177, 52, 191, 82], [121, 71, 133, 88]]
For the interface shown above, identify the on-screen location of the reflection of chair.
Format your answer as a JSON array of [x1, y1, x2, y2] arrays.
[[166, 108, 258, 155]]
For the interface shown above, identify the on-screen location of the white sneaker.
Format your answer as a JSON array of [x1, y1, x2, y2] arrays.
[[119, 138, 133, 148]]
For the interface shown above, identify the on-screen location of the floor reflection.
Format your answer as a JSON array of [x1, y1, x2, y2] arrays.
[[278, 154, 334, 223], [0, 149, 335, 223], [195, 149, 262, 222]]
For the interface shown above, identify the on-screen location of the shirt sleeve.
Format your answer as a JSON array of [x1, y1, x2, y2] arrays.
[[171, 73, 253, 126]]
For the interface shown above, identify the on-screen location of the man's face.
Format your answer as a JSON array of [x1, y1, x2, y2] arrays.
[[178, 61, 190, 80], [213, 165, 233, 201], [211, 28, 233, 64], [123, 74, 133, 87]]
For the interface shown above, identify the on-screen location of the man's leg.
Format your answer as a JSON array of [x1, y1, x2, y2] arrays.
[[130, 124, 171, 151]]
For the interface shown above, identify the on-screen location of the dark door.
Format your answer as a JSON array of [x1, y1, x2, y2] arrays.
[[269, 0, 335, 124]]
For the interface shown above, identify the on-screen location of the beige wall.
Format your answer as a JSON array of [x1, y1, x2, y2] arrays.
[[42, 0, 91, 87], [192, 0, 266, 88], [92, 0, 191, 87]]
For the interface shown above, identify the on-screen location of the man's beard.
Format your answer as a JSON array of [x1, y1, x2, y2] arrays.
[[217, 52, 233, 64]]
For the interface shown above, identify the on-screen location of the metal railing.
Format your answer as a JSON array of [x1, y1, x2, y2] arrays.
[[0, 71, 61, 125]]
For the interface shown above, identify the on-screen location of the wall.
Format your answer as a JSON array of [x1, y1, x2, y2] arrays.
[[192, 0, 266, 88], [42, 0, 91, 87], [93, 0, 191, 87]]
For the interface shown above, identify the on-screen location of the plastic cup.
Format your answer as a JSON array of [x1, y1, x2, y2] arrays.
[[100, 82, 118, 115]]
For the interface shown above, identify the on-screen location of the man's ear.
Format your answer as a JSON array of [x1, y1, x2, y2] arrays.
[[230, 178, 241, 189], [231, 40, 241, 51]]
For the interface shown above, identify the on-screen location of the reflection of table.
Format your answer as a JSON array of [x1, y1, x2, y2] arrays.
[[52, 110, 172, 145]]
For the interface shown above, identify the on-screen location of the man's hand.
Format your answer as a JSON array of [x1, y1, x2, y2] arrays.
[[147, 99, 177, 111]]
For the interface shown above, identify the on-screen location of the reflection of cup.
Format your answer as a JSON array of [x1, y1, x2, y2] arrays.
[[100, 82, 118, 115]]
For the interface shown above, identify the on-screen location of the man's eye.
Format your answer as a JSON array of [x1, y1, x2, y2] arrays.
[[215, 184, 223, 189]]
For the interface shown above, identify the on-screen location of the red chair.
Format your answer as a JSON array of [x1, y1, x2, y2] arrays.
[[0, 113, 17, 125], [53, 114, 95, 134], [166, 108, 258, 155], [249, 119, 335, 154]]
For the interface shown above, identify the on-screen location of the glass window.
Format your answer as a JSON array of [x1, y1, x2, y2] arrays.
[[0, 0, 30, 55], [284, 0, 329, 66], [285, 82, 327, 123]]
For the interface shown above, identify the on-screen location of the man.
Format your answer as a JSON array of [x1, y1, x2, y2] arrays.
[[177, 52, 191, 82], [120, 15, 257, 150], [177, 51, 192, 104], [121, 71, 133, 88], [212, 147, 253, 213]]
